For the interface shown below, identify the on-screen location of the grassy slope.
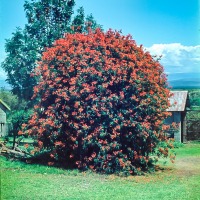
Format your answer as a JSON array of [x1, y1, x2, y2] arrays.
[[1, 143, 200, 200]]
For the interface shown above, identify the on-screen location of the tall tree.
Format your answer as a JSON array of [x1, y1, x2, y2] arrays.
[[2, 0, 75, 102], [2, 28, 38, 101], [24, 0, 75, 48], [1, 0, 102, 102]]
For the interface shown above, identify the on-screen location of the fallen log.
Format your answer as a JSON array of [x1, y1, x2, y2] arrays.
[[3, 149, 26, 157], [0, 141, 31, 159]]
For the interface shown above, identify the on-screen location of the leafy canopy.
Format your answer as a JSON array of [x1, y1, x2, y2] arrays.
[[1, 0, 101, 102]]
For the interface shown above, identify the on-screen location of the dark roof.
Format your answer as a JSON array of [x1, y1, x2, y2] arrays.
[[0, 99, 11, 111], [167, 91, 188, 112]]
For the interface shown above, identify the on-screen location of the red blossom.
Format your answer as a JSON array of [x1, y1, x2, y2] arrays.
[[21, 29, 171, 175]]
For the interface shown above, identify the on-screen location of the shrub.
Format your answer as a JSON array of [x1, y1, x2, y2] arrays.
[[21, 29, 172, 175], [10, 109, 33, 136]]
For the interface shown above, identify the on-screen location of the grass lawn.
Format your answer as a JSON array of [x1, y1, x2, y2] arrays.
[[1, 142, 200, 200]]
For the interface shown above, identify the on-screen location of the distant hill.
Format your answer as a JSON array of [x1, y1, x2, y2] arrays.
[[167, 73, 200, 89], [169, 78, 200, 89]]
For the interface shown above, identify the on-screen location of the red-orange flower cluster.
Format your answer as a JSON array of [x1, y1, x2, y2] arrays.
[[21, 29, 171, 175]]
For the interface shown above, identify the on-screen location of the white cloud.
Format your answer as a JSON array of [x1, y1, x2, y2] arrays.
[[146, 43, 200, 74]]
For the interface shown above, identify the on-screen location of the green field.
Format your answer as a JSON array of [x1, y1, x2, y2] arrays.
[[1, 142, 200, 200]]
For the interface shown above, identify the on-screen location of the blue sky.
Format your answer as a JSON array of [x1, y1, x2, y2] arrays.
[[76, 0, 199, 46], [0, 0, 200, 81]]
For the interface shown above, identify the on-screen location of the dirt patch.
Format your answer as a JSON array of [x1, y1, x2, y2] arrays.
[[174, 156, 200, 177]]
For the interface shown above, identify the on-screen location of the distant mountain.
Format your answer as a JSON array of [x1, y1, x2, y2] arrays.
[[167, 73, 200, 89], [169, 78, 200, 89]]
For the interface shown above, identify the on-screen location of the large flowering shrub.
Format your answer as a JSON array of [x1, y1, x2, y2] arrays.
[[21, 29, 172, 175]]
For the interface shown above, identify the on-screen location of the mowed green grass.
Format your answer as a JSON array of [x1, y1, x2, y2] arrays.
[[1, 142, 200, 200]]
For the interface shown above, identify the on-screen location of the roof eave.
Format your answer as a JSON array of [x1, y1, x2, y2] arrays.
[[0, 99, 11, 111]]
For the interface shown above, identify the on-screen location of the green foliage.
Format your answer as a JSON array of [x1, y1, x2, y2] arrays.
[[0, 87, 32, 123], [1, 0, 101, 102], [10, 109, 33, 136], [22, 30, 172, 175], [84, 14, 103, 32], [23, 0, 76, 48], [0, 88, 18, 110], [186, 90, 200, 140], [187, 110, 200, 120], [1, 28, 38, 101], [71, 7, 103, 33], [71, 7, 85, 33], [188, 89, 200, 107], [172, 141, 184, 148]]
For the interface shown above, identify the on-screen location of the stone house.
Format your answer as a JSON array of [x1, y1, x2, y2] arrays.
[[165, 91, 189, 142], [0, 99, 11, 137]]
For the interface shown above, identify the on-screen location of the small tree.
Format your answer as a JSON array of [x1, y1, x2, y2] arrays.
[[21, 29, 172, 175]]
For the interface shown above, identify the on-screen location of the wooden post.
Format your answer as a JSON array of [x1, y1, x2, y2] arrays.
[[182, 111, 187, 143]]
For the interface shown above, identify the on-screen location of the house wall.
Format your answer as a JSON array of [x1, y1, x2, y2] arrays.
[[173, 112, 181, 142], [165, 112, 182, 142], [0, 104, 8, 137], [0, 104, 7, 122]]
